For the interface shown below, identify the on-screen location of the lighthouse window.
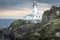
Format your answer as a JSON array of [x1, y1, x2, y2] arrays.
[[36, 16, 38, 17], [39, 16, 40, 18], [33, 16, 34, 17], [32, 18, 33, 20]]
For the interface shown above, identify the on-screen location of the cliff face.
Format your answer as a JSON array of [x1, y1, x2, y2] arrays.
[[38, 6, 60, 39], [0, 6, 60, 40], [41, 6, 60, 25]]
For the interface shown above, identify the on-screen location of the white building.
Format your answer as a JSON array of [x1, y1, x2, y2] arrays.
[[56, 11, 60, 16], [20, 1, 43, 23]]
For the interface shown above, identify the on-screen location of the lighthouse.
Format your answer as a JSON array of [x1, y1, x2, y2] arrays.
[[32, 1, 38, 14], [20, 1, 43, 23]]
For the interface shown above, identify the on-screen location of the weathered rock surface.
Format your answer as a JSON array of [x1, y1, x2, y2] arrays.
[[0, 6, 60, 40]]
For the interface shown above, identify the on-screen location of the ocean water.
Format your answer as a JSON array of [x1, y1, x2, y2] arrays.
[[0, 19, 16, 29]]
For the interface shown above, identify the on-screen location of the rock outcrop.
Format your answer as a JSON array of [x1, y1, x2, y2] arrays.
[[0, 6, 60, 40]]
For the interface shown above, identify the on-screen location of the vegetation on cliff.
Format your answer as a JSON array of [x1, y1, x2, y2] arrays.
[[9, 6, 60, 40], [0, 6, 60, 40]]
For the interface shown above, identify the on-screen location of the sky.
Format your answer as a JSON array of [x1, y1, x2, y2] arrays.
[[0, 0, 60, 19]]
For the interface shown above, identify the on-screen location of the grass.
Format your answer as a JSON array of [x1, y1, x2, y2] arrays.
[[40, 17, 60, 38]]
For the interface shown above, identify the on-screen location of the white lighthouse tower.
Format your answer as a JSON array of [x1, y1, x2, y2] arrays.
[[32, 1, 38, 14], [20, 1, 43, 23]]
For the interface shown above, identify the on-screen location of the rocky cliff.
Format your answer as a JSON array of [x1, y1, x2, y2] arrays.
[[0, 6, 60, 40]]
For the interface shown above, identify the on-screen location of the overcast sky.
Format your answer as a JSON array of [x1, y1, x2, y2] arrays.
[[0, 0, 60, 19]]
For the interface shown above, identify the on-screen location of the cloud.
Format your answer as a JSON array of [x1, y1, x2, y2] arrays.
[[36, 0, 60, 4], [52, 2, 60, 7], [0, 0, 60, 9], [0, 0, 32, 9], [0, 1, 52, 19], [0, 8, 32, 19]]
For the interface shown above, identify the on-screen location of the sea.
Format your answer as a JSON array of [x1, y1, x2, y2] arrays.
[[0, 19, 16, 29]]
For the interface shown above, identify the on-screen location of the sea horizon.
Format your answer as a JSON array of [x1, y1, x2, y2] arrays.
[[0, 19, 16, 29]]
